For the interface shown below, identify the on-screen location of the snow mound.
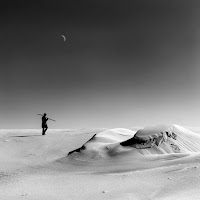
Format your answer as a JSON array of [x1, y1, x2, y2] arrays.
[[68, 125, 200, 161]]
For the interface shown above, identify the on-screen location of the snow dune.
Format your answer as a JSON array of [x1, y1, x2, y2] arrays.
[[67, 125, 200, 172]]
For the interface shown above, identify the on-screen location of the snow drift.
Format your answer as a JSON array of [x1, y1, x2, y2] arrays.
[[68, 125, 200, 165]]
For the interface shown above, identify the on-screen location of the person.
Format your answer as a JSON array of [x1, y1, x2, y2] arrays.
[[42, 113, 48, 135]]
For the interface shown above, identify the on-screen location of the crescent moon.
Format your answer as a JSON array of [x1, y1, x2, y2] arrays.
[[61, 35, 66, 42]]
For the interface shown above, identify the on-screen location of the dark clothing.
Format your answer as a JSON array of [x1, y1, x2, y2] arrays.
[[42, 116, 48, 128], [42, 123, 48, 128], [42, 116, 48, 135]]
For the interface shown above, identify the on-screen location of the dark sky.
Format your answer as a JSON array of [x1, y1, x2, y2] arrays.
[[1, 0, 200, 128]]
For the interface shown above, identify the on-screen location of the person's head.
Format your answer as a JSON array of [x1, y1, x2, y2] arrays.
[[43, 113, 46, 116]]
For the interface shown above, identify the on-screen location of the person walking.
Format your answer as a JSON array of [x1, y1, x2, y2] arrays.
[[42, 113, 48, 135]]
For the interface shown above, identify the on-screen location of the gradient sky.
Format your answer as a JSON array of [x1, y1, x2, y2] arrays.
[[1, 0, 200, 129]]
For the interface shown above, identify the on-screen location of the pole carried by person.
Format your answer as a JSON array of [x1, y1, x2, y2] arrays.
[[37, 114, 56, 122]]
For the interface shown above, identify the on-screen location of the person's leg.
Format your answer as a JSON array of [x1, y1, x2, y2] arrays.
[[44, 126, 48, 134], [42, 127, 45, 135]]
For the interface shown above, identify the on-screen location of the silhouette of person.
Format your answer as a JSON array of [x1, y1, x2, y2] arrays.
[[42, 113, 48, 135]]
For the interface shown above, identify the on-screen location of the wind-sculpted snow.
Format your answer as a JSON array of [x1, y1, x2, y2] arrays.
[[68, 128, 136, 160], [68, 125, 200, 167]]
